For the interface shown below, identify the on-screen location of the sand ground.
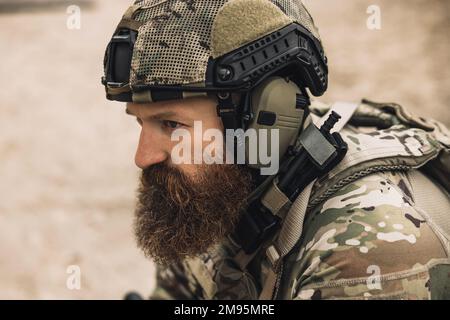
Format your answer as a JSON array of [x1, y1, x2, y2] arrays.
[[0, 0, 448, 299]]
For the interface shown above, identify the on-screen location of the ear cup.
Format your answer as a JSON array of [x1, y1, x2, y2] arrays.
[[245, 76, 305, 170]]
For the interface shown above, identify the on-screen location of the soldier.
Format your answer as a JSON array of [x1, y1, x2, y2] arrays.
[[102, 0, 450, 299]]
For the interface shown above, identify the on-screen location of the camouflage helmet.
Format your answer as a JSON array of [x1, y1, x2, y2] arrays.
[[102, 0, 328, 129]]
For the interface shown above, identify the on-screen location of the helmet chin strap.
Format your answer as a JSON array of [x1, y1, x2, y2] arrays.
[[216, 91, 262, 170], [216, 92, 239, 131], [216, 91, 256, 131]]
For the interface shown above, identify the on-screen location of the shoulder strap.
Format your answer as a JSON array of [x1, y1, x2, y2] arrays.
[[258, 102, 359, 300], [259, 180, 315, 300]]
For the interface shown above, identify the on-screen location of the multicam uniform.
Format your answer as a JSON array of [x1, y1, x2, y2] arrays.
[[283, 170, 449, 300], [151, 100, 450, 300]]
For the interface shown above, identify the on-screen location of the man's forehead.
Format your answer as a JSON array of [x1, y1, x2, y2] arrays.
[[126, 101, 177, 117], [125, 96, 215, 117], [127, 99, 180, 113]]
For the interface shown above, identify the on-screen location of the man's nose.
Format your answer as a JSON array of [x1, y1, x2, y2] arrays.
[[135, 127, 168, 169]]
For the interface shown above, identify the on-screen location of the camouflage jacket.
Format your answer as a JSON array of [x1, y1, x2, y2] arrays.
[[150, 100, 450, 300]]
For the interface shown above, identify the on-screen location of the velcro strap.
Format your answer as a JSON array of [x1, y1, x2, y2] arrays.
[[107, 83, 131, 95], [117, 4, 144, 31], [117, 19, 144, 31], [299, 124, 336, 169], [261, 179, 291, 218]]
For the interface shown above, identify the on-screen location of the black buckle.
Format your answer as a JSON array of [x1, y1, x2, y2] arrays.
[[278, 111, 348, 200], [232, 204, 280, 254]]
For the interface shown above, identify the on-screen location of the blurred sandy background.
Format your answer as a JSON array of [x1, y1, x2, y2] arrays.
[[0, 0, 448, 299]]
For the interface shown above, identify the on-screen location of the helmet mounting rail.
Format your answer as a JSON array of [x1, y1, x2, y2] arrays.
[[102, 22, 328, 103]]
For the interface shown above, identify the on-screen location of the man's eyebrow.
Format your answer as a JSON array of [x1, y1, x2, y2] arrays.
[[147, 111, 178, 120], [125, 109, 178, 120]]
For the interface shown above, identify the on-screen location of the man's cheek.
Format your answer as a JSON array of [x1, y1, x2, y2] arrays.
[[202, 128, 224, 165], [170, 122, 225, 165], [173, 164, 199, 180], [170, 128, 192, 164]]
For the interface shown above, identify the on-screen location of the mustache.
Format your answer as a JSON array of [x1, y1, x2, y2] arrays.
[[141, 163, 195, 207], [141, 162, 248, 208]]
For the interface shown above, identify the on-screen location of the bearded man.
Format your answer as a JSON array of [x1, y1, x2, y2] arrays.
[[102, 0, 450, 300]]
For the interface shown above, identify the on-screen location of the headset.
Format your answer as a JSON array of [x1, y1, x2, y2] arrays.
[[242, 76, 308, 169], [209, 22, 327, 167]]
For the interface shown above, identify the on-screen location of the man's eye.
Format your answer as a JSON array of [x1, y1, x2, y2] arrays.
[[162, 120, 183, 129]]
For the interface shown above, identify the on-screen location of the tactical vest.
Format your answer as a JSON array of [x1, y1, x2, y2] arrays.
[[180, 99, 450, 300]]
